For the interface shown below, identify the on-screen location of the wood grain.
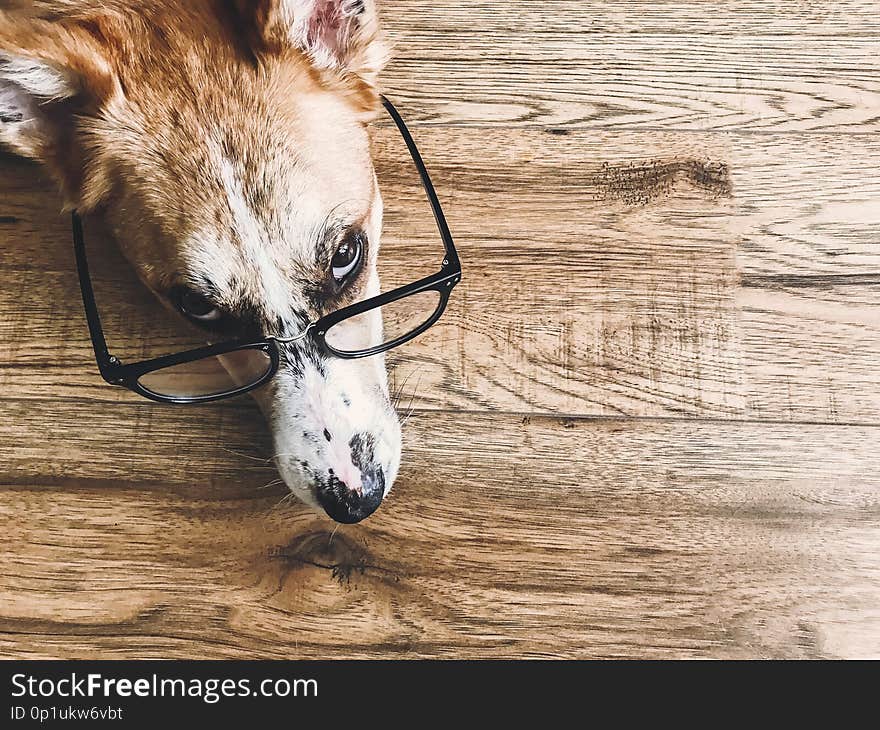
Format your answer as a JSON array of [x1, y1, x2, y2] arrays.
[[1, 413, 878, 659], [1, 0, 879, 659]]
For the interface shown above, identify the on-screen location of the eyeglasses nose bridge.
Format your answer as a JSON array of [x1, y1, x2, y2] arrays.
[[269, 321, 315, 344]]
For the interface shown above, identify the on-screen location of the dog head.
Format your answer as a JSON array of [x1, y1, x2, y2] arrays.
[[0, 0, 402, 523]]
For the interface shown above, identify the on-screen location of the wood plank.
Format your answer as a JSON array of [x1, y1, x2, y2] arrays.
[[1, 413, 878, 658], [376, 3, 880, 133], [390, 1, 880, 37], [379, 55, 879, 133], [0, 395, 270, 491], [2, 128, 878, 422]]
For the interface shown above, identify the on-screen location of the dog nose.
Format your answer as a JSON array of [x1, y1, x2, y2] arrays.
[[316, 469, 385, 524]]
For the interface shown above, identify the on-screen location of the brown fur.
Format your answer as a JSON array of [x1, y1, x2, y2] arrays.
[[0, 0, 387, 208], [0, 0, 388, 320]]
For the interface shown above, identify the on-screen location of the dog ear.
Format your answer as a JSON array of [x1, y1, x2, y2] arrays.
[[236, 0, 389, 86], [0, 11, 119, 202]]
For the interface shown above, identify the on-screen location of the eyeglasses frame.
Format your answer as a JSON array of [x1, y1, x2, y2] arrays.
[[71, 95, 462, 404]]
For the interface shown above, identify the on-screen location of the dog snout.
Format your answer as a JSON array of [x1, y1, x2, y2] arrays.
[[316, 468, 385, 524], [263, 360, 402, 522]]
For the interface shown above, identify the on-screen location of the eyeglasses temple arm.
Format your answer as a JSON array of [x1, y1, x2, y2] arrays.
[[72, 212, 118, 377], [380, 95, 459, 268]]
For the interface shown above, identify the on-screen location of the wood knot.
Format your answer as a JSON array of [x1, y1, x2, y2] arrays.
[[595, 157, 732, 205], [268, 530, 401, 586]]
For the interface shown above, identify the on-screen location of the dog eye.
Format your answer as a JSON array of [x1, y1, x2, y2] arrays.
[[175, 288, 222, 322], [331, 231, 364, 283]]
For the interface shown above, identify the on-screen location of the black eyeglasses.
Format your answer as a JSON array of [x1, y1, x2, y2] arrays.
[[72, 95, 461, 404]]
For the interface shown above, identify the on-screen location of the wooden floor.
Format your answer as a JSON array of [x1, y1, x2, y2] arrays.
[[2, 1, 880, 658]]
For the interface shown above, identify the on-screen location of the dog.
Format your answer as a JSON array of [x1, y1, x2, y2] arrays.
[[0, 0, 403, 523]]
